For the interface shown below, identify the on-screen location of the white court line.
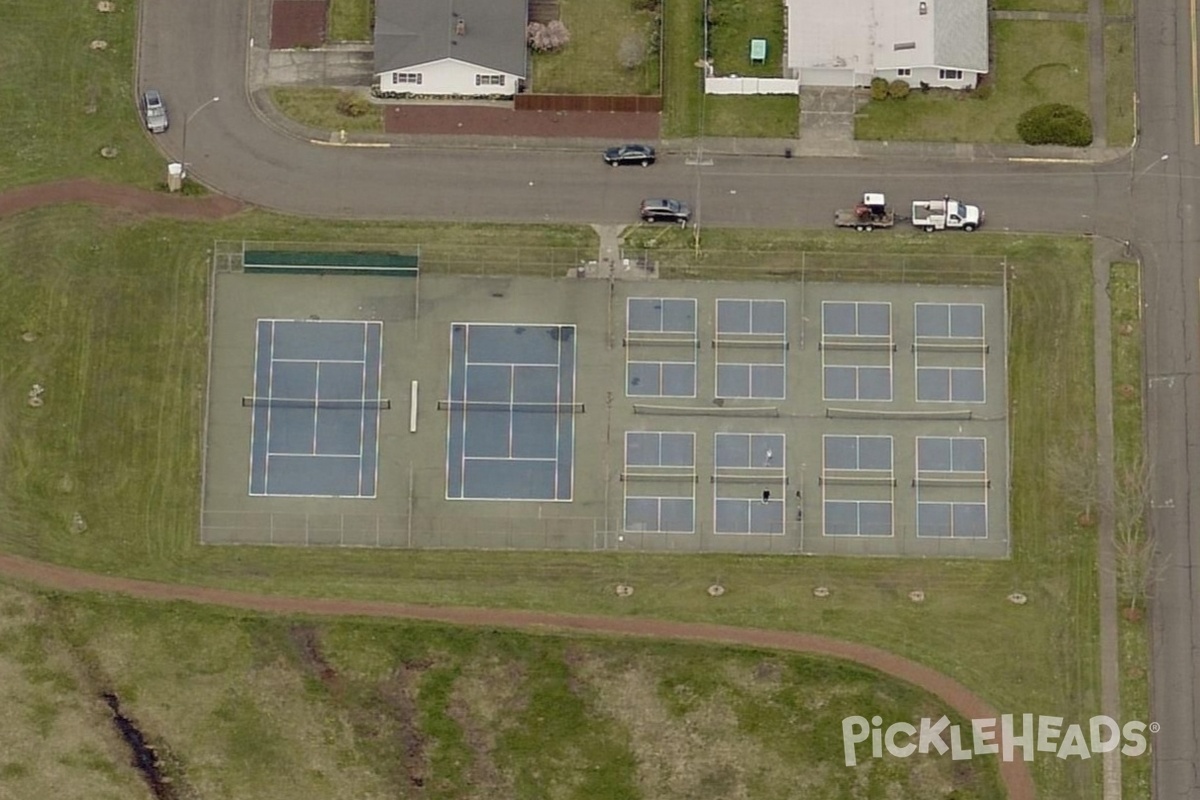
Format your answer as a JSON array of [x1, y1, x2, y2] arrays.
[[443, 326, 459, 500], [267, 452, 361, 459], [272, 357, 367, 365], [370, 322, 384, 497], [464, 456, 558, 462], [459, 326, 470, 495], [507, 364, 517, 460], [356, 325, 369, 495], [264, 321, 278, 492], [247, 320, 265, 495], [553, 334, 562, 498], [566, 327, 578, 500], [467, 359, 560, 368], [311, 360, 321, 455]]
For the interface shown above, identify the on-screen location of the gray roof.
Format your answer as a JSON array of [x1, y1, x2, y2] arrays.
[[375, 0, 528, 77], [932, 0, 988, 72]]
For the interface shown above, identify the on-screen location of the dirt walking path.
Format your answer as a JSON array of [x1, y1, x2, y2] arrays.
[[0, 179, 245, 219], [0, 552, 1035, 798]]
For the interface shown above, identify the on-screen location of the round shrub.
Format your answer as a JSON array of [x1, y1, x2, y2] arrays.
[[1016, 103, 1093, 146], [870, 77, 889, 101], [336, 91, 370, 118], [888, 79, 910, 99]]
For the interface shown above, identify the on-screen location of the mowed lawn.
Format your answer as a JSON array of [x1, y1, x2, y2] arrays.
[[0, 586, 1004, 799], [328, 0, 373, 41], [707, 0, 784, 78], [703, 94, 798, 138], [856, 20, 1090, 143], [0, 0, 162, 189], [530, 0, 661, 95], [0, 208, 1107, 796], [269, 88, 385, 134]]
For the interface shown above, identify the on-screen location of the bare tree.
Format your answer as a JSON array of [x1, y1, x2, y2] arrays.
[[1047, 427, 1098, 526], [527, 20, 571, 52], [1111, 455, 1167, 613]]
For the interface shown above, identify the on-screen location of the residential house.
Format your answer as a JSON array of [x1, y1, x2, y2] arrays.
[[785, 0, 988, 89], [375, 0, 528, 97]]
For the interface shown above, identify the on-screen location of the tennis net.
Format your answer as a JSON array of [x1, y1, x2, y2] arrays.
[[437, 401, 585, 414], [242, 397, 391, 410]]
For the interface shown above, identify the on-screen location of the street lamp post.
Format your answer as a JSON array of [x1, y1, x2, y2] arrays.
[[181, 96, 220, 177], [1133, 153, 1169, 183]]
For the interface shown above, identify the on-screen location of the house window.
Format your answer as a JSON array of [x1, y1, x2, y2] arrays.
[[392, 72, 422, 85], [475, 74, 506, 86], [894, 41, 916, 51], [897, 68, 912, 77], [939, 69, 964, 80]]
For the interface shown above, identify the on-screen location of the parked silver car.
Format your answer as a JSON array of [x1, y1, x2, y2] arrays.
[[141, 90, 168, 133]]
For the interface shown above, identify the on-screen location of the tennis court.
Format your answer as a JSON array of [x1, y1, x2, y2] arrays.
[[248, 319, 384, 497], [445, 323, 577, 501]]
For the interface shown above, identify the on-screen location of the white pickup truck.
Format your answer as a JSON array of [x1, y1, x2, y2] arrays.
[[911, 197, 984, 232]]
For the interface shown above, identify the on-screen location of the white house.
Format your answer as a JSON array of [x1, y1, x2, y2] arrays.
[[374, 0, 527, 97], [785, 0, 988, 89]]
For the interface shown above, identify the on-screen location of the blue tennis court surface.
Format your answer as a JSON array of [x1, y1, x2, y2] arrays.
[[248, 320, 383, 497], [446, 323, 576, 501]]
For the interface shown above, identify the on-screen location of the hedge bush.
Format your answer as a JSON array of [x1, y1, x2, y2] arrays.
[[888, 80, 910, 99], [870, 77, 889, 101], [336, 91, 371, 118], [1016, 103, 1093, 146]]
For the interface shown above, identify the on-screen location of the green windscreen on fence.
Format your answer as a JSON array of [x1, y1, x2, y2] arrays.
[[243, 250, 420, 276]]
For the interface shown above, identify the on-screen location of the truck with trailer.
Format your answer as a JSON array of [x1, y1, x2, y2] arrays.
[[910, 196, 984, 232], [833, 193, 896, 231]]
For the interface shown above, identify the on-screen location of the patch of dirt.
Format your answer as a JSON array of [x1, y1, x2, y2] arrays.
[[270, 0, 327, 49], [287, 624, 338, 689], [575, 658, 804, 799], [1117, 383, 1138, 400], [446, 657, 527, 799], [375, 660, 432, 790]]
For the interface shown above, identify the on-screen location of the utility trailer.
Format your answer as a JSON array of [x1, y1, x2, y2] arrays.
[[834, 193, 897, 231]]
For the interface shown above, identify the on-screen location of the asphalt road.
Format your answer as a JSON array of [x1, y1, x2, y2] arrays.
[[139, 0, 1197, 796]]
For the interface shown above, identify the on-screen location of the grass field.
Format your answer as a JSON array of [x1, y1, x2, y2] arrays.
[[0, 586, 1005, 799], [662, 0, 704, 136], [268, 88, 385, 134], [702, 94, 798, 137], [328, 0, 373, 41], [530, 0, 661, 95], [1105, 23, 1136, 147], [706, 0, 784, 78], [856, 21, 1090, 143], [995, 0, 1086, 10], [0, 207, 1110, 795], [1108, 261, 1151, 800], [0, 0, 163, 189]]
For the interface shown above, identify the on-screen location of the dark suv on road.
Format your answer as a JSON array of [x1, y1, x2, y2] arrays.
[[640, 198, 691, 224]]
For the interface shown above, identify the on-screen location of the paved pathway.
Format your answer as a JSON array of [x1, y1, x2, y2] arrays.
[[0, 550, 1036, 798]]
